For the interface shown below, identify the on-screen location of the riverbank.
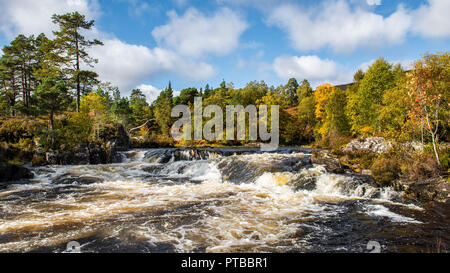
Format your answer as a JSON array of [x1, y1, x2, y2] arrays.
[[311, 137, 449, 208]]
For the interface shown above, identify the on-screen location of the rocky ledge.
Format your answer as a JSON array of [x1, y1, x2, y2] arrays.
[[393, 178, 449, 203], [0, 163, 34, 188], [313, 142, 449, 205], [42, 124, 131, 165]]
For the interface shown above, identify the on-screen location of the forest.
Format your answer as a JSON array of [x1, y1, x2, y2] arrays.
[[0, 12, 449, 184]]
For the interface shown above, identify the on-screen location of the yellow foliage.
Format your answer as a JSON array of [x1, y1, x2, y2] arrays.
[[314, 83, 335, 121], [80, 91, 108, 137], [360, 126, 374, 136]]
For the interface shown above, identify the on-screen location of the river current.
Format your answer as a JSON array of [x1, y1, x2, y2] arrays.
[[0, 148, 447, 252]]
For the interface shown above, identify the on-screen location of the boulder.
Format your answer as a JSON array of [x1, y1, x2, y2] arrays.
[[101, 124, 131, 151], [393, 178, 449, 203], [45, 144, 122, 165], [311, 150, 350, 174], [342, 137, 392, 154], [52, 173, 104, 185], [0, 163, 34, 182]]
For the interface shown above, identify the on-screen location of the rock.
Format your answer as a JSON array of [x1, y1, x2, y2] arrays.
[[46, 146, 90, 165], [401, 141, 424, 152], [0, 163, 34, 182], [101, 124, 131, 151], [52, 173, 104, 185], [425, 200, 450, 224], [311, 150, 350, 174], [342, 137, 392, 154], [393, 178, 450, 203], [45, 144, 122, 165], [361, 169, 372, 176]]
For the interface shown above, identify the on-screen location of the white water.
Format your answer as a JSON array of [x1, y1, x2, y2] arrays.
[[0, 148, 428, 253]]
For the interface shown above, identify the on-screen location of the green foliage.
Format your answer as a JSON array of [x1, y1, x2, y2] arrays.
[[296, 79, 313, 103], [35, 77, 72, 130], [153, 83, 174, 136], [350, 58, 396, 135], [283, 78, 299, 106], [174, 88, 199, 105], [325, 88, 350, 136], [297, 96, 317, 143]]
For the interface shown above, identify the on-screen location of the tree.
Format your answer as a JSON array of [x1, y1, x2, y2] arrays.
[[3, 35, 37, 110], [153, 83, 174, 136], [297, 79, 313, 103], [35, 77, 72, 132], [129, 88, 152, 128], [79, 70, 99, 96], [378, 71, 413, 141], [0, 55, 20, 116], [174, 87, 199, 105], [407, 52, 449, 164], [325, 88, 350, 136], [80, 91, 108, 138], [51, 12, 103, 112], [297, 96, 317, 143], [231, 81, 267, 106], [350, 58, 396, 135], [283, 78, 299, 106]]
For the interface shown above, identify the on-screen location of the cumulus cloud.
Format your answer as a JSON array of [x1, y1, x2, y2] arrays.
[[88, 39, 216, 94], [0, 0, 219, 96], [273, 55, 352, 85], [152, 7, 248, 57], [0, 0, 100, 38], [412, 0, 450, 38], [268, 0, 450, 53], [136, 84, 161, 103], [268, 1, 411, 52], [137, 83, 181, 104]]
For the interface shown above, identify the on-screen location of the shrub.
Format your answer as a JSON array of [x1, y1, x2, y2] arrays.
[[371, 156, 400, 186], [405, 154, 441, 180]]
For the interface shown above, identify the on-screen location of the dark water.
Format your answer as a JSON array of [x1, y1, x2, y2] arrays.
[[0, 148, 448, 253]]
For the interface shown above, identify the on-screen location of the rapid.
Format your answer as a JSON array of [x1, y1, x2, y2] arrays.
[[0, 148, 447, 253]]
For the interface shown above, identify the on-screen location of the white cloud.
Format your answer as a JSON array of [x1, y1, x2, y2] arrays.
[[137, 83, 181, 104], [268, 1, 411, 52], [366, 0, 381, 6], [412, 0, 450, 38], [0, 0, 218, 96], [273, 55, 352, 86], [136, 84, 161, 104], [152, 7, 248, 57], [0, 0, 100, 38], [268, 0, 450, 53], [88, 39, 216, 94]]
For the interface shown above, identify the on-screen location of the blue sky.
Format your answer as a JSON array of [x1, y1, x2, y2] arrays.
[[0, 0, 449, 102]]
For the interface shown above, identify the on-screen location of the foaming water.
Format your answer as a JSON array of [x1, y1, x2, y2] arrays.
[[0, 148, 446, 253]]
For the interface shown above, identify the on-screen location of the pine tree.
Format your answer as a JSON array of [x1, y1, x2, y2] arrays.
[[51, 12, 103, 112]]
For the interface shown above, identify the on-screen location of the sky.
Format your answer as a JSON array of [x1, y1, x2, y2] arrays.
[[0, 0, 449, 102]]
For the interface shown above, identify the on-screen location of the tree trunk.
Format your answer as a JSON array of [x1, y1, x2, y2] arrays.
[[75, 33, 81, 113], [425, 112, 441, 165]]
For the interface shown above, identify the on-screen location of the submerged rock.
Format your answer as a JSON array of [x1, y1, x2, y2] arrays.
[[52, 173, 104, 185]]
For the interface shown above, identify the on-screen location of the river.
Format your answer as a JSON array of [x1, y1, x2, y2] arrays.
[[0, 147, 447, 252]]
